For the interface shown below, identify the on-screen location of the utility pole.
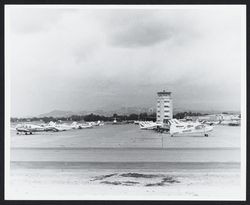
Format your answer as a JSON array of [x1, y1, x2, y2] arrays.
[[161, 134, 163, 148]]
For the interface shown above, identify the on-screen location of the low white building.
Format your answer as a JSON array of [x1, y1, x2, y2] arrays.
[[187, 114, 240, 122]]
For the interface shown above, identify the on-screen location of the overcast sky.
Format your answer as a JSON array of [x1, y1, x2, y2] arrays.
[[6, 6, 245, 117]]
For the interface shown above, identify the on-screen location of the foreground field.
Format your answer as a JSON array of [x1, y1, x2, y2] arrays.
[[7, 124, 243, 200], [9, 167, 241, 200]]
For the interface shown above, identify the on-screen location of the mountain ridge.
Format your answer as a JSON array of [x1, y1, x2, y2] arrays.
[[36, 108, 240, 118]]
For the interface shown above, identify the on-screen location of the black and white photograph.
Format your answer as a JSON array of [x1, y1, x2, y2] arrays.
[[4, 5, 246, 200]]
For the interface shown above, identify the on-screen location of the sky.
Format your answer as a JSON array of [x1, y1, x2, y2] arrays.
[[6, 5, 245, 117]]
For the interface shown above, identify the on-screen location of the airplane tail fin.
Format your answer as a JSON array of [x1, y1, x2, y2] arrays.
[[169, 124, 179, 135], [48, 121, 56, 126], [71, 121, 78, 127], [15, 124, 22, 129]]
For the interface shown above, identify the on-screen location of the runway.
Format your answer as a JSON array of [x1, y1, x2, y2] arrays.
[[11, 147, 240, 163]]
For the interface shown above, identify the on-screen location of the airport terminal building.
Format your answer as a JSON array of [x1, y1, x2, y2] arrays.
[[156, 90, 173, 123]]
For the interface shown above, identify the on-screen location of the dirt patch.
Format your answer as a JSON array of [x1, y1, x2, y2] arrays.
[[145, 182, 165, 187], [162, 176, 180, 184], [145, 176, 180, 187], [91, 173, 181, 187], [122, 181, 140, 186], [100, 180, 140, 186], [91, 173, 117, 181], [100, 181, 122, 185], [120, 173, 162, 178]]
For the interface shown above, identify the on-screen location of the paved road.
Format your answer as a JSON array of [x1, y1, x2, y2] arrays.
[[11, 147, 240, 163]]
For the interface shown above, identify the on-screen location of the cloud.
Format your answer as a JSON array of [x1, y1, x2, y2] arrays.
[[110, 21, 173, 48], [6, 7, 69, 33], [6, 6, 244, 117], [100, 9, 199, 48]]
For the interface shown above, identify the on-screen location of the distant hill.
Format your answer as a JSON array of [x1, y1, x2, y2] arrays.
[[106, 107, 155, 116], [38, 110, 75, 118], [37, 107, 155, 118], [37, 107, 240, 118]]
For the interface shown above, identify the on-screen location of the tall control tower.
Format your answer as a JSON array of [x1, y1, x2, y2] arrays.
[[156, 90, 173, 123]]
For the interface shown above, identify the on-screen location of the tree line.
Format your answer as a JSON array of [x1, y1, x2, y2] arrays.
[[173, 111, 207, 119], [11, 112, 157, 123]]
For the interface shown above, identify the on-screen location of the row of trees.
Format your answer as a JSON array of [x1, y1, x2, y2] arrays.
[[11, 112, 157, 123], [173, 112, 207, 119], [11, 111, 208, 123]]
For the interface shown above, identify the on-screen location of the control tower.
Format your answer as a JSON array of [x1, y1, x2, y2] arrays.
[[156, 90, 173, 123]]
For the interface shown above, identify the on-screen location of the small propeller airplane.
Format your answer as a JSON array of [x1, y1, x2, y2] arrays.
[[45, 121, 74, 131], [15, 121, 73, 134], [139, 121, 160, 130], [71, 121, 93, 129], [15, 124, 47, 135], [166, 119, 214, 137]]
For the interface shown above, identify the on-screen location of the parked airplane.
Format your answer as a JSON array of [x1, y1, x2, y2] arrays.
[[40, 121, 59, 132], [220, 120, 240, 126], [112, 118, 117, 124], [71, 121, 93, 129], [228, 120, 240, 126], [88, 120, 104, 126], [199, 120, 220, 126], [139, 121, 161, 130], [97, 120, 104, 126], [167, 119, 213, 137], [16, 124, 46, 135], [45, 121, 74, 131], [134, 120, 140, 125]]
